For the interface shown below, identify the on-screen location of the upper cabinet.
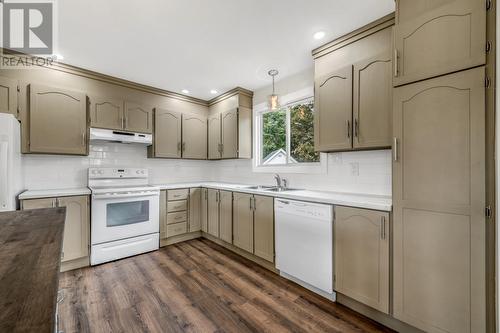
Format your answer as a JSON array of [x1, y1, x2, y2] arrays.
[[0, 76, 18, 118], [182, 113, 207, 159], [123, 101, 153, 133], [150, 108, 182, 158], [313, 19, 393, 153], [28, 84, 89, 155], [208, 89, 253, 160], [394, 0, 486, 86], [89, 96, 123, 130]]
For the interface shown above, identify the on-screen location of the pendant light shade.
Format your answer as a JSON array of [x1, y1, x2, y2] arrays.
[[267, 69, 280, 110]]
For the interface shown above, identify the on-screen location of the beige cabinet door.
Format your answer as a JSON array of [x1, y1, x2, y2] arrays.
[[0, 76, 17, 117], [253, 195, 274, 262], [208, 114, 221, 160], [124, 101, 153, 134], [89, 96, 123, 130], [314, 65, 353, 152], [182, 113, 207, 159], [29, 84, 88, 155], [394, 0, 486, 86], [189, 188, 201, 232], [219, 190, 233, 243], [21, 197, 56, 209], [353, 53, 392, 149], [57, 196, 89, 263], [159, 190, 167, 240], [233, 192, 254, 253], [393, 67, 485, 333], [207, 189, 219, 237], [221, 108, 238, 159], [335, 206, 389, 313], [201, 188, 208, 232], [154, 108, 181, 158]]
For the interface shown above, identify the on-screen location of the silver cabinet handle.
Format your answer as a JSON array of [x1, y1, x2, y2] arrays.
[[182, 142, 186, 152], [81, 132, 85, 146], [381, 216, 386, 239], [346, 120, 351, 139], [354, 118, 359, 138], [177, 142, 181, 152], [252, 197, 256, 211], [393, 137, 398, 162], [394, 49, 399, 77], [249, 197, 253, 210]]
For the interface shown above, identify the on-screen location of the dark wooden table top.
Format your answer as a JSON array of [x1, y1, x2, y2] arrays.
[[0, 208, 66, 333]]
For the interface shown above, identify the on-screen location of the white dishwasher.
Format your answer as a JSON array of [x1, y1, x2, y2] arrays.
[[275, 198, 334, 298]]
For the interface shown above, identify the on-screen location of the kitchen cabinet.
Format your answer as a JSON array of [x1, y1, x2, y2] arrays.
[[394, 0, 486, 86], [353, 52, 392, 149], [253, 195, 274, 262], [207, 189, 220, 237], [159, 190, 167, 239], [233, 192, 254, 253], [89, 96, 123, 130], [150, 108, 182, 158], [182, 113, 207, 159], [21, 195, 90, 269], [201, 188, 208, 232], [29, 84, 88, 155], [219, 190, 233, 243], [392, 67, 485, 333], [123, 101, 153, 134], [189, 188, 202, 232], [314, 65, 353, 151], [334, 206, 389, 314], [0, 76, 17, 117], [208, 114, 221, 159], [221, 108, 238, 159]]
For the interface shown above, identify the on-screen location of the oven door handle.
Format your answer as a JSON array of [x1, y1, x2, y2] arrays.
[[92, 192, 159, 200]]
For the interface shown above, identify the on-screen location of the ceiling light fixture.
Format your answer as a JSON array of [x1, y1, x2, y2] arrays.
[[267, 69, 280, 111], [313, 31, 326, 40], [181, 89, 189, 94], [210, 89, 218, 95]]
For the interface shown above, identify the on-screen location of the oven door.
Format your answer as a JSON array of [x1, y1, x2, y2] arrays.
[[91, 191, 159, 245]]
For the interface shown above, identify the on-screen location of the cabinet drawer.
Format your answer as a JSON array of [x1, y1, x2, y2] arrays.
[[167, 211, 187, 225], [167, 222, 187, 238], [167, 200, 187, 212], [168, 189, 189, 201]]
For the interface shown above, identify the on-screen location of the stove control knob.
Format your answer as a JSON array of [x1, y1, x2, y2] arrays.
[[98, 170, 104, 175], [136, 170, 140, 174]]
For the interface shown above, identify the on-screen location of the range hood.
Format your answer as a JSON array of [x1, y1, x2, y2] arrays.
[[90, 128, 152, 144]]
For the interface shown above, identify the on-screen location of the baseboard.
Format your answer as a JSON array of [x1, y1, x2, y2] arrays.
[[160, 231, 202, 247], [61, 256, 89, 272]]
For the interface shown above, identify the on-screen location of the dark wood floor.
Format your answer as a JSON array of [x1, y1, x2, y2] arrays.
[[59, 239, 394, 333]]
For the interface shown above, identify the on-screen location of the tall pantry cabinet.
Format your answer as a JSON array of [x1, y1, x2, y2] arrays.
[[392, 1, 488, 333]]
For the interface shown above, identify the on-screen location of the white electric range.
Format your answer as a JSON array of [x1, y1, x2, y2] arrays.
[[88, 167, 160, 265]]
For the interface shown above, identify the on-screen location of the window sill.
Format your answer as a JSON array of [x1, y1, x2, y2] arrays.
[[252, 154, 328, 174]]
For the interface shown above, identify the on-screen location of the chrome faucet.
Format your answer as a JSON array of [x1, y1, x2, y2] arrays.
[[274, 174, 282, 188], [282, 178, 288, 189]]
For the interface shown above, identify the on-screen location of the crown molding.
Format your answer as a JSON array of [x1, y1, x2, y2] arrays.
[[208, 86, 254, 106]]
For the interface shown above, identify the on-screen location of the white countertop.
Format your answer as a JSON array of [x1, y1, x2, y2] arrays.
[[153, 182, 392, 212], [19, 187, 91, 200]]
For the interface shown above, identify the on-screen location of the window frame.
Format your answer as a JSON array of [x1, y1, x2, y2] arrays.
[[253, 87, 327, 174]]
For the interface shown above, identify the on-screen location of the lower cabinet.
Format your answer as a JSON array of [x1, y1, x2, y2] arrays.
[[207, 189, 220, 237], [219, 191, 233, 243], [21, 195, 90, 271], [233, 192, 254, 253], [189, 188, 202, 232], [160, 188, 202, 242], [334, 206, 390, 314], [201, 188, 208, 232]]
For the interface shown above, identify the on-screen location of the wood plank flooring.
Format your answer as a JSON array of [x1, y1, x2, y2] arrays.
[[59, 238, 394, 333]]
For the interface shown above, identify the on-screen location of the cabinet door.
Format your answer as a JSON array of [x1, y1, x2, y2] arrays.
[[57, 196, 89, 262], [233, 192, 254, 253], [314, 65, 353, 152], [189, 188, 201, 232], [21, 197, 55, 210], [253, 195, 274, 262], [393, 67, 485, 333], [221, 108, 238, 159], [124, 101, 153, 134], [335, 206, 389, 313], [154, 108, 181, 158], [89, 96, 123, 130], [207, 189, 219, 237], [201, 188, 208, 232], [219, 190, 233, 243], [353, 53, 392, 149], [394, 0, 486, 86], [0, 76, 17, 117], [208, 114, 221, 160], [159, 190, 167, 239], [29, 84, 88, 155], [182, 113, 207, 159]]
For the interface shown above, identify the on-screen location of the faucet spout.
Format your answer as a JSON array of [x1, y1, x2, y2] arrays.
[[274, 174, 282, 188]]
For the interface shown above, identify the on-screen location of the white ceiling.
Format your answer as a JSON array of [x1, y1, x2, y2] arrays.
[[58, 0, 395, 100]]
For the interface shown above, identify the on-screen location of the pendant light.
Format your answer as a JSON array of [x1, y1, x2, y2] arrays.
[[267, 69, 280, 110]]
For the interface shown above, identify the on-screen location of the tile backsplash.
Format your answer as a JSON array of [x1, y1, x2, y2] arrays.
[[23, 142, 391, 196]]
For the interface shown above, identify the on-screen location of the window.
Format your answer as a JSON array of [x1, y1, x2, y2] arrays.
[[254, 91, 325, 173]]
